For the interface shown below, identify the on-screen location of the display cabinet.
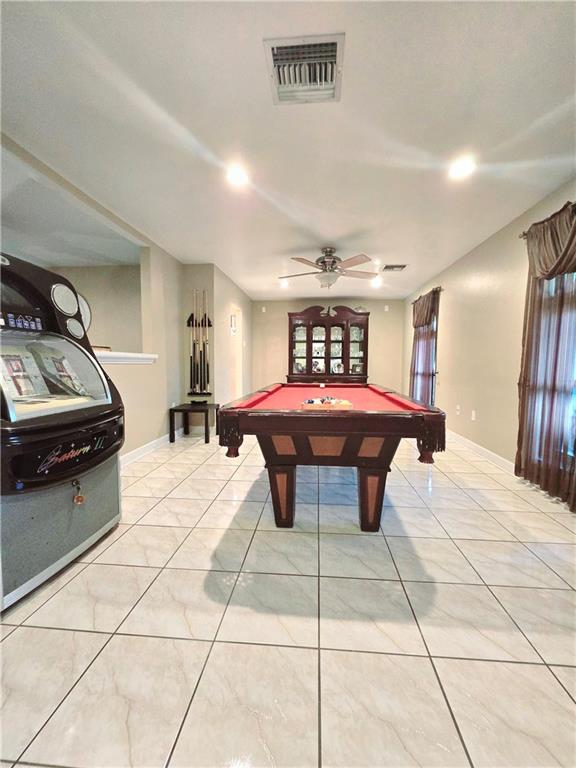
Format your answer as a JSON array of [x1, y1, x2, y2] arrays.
[[287, 305, 369, 383]]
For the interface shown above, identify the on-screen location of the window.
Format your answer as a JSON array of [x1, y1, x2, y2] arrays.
[[516, 272, 576, 511], [409, 289, 440, 406]]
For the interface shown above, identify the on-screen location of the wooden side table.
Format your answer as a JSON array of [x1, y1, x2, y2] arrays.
[[169, 403, 220, 443]]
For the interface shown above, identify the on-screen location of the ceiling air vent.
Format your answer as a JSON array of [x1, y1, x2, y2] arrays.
[[264, 34, 344, 105], [382, 265, 407, 272]]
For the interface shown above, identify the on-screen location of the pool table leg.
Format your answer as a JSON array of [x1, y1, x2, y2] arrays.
[[357, 467, 388, 532], [267, 465, 295, 528]]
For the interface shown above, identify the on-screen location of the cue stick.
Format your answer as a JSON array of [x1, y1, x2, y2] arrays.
[[190, 291, 194, 392], [204, 289, 210, 392], [201, 290, 205, 392], [196, 289, 200, 392], [192, 289, 195, 392], [204, 290, 208, 392], [193, 289, 198, 392], [202, 290, 208, 392]]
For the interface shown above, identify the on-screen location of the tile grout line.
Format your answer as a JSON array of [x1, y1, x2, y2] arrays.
[[452, 485, 576, 590], [406, 453, 576, 593], [6, 436, 574, 766], [3, 436, 239, 761], [382, 534, 476, 768], [521, 543, 576, 591], [13, 632, 116, 763], [445, 538, 558, 667], [478, 578, 576, 706], [0, 561, 92, 628], [416, 461, 573, 550], [10, 441, 223, 765], [11, 621, 576, 669], [453, 472, 572, 520], [418, 471, 576, 694], [408, 496, 573, 592], [547, 667, 576, 706], [163, 494, 267, 768], [13, 541, 181, 764]]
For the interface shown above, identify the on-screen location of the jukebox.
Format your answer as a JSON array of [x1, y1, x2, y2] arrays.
[[1, 254, 124, 609]]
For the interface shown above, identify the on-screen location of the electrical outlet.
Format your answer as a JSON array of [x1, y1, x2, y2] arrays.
[[261, 306, 266, 313], [384, 305, 389, 312], [471, 410, 477, 421], [455, 404, 461, 415]]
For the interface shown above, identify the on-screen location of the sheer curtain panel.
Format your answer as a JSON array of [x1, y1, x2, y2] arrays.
[[515, 202, 576, 512], [409, 287, 441, 406]]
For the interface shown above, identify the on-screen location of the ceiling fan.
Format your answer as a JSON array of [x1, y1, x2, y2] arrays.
[[279, 247, 379, 288]]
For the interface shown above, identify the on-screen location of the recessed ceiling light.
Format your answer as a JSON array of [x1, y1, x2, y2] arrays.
[[226, 162, 250, 188], [448, 154, 477, 181], [279, 279, 289, 289], [371, 276, 383, 289]]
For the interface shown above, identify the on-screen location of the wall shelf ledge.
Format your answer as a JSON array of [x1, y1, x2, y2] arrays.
[[95, 351, 158, 365]]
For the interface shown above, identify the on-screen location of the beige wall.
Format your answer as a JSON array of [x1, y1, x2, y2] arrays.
[[179, 264, 253, 412], [252, 298, 405, 392], [53, 265, 142, 352], [213, 265, 252, 406], [102, 245, 185, 454], [403, 178, 576, 462]]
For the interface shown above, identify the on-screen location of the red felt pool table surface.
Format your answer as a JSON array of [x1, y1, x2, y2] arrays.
[[235, 383, 427, 412]]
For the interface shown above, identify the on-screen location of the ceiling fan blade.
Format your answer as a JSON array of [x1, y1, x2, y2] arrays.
[[278, 271, 322, 279], [338, 253, 370, 269], [292, 257, 320, 269], [340, 269, 379, 279]]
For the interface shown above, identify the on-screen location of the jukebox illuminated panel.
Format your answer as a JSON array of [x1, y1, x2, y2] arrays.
[[1, 253, 124, 609], [1, 330, 111, 422]]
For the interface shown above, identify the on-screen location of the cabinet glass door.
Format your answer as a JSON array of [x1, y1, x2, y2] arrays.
[[292, 323, 307, 374], [311, 325, 326, 374], [330, 324, 344, 375], [349, 325, 365, 374]]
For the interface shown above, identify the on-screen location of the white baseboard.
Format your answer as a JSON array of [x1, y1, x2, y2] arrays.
[[447, 429, 515, 473], [120, 430, 183, 466], [120, 427, 218, 466]]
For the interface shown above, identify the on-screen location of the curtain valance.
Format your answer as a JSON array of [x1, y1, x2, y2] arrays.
[[525, 201, 576, 279], [412, 287, 441, 328]]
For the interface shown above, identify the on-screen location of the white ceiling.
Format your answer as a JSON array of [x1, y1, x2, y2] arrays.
[[2, 2, 574, 299], [1, 149, 142, 267]]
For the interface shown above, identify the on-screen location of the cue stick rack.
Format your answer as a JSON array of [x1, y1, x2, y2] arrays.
[[186, 289, 212, 397]]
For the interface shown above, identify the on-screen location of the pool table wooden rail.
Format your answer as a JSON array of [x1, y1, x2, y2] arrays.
[[218, 383, 445, 461]]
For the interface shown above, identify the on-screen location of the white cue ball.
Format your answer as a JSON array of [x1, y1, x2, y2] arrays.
[[319, 383, 325, 388]]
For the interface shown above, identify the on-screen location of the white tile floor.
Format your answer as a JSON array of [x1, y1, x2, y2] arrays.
[[2, 434, 575, 767]]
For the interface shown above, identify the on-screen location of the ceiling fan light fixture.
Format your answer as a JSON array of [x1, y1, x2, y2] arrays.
[[279, 278, 289, 289], [371, 276, 383, 288], [316, 271, 339, 288]]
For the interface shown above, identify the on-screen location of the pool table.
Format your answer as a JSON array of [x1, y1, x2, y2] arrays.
[[219, 383, 445, 532]]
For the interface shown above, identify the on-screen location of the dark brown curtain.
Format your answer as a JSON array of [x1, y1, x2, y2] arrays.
[[409, 287, 441, 405], [515, 202, 576, 512]]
